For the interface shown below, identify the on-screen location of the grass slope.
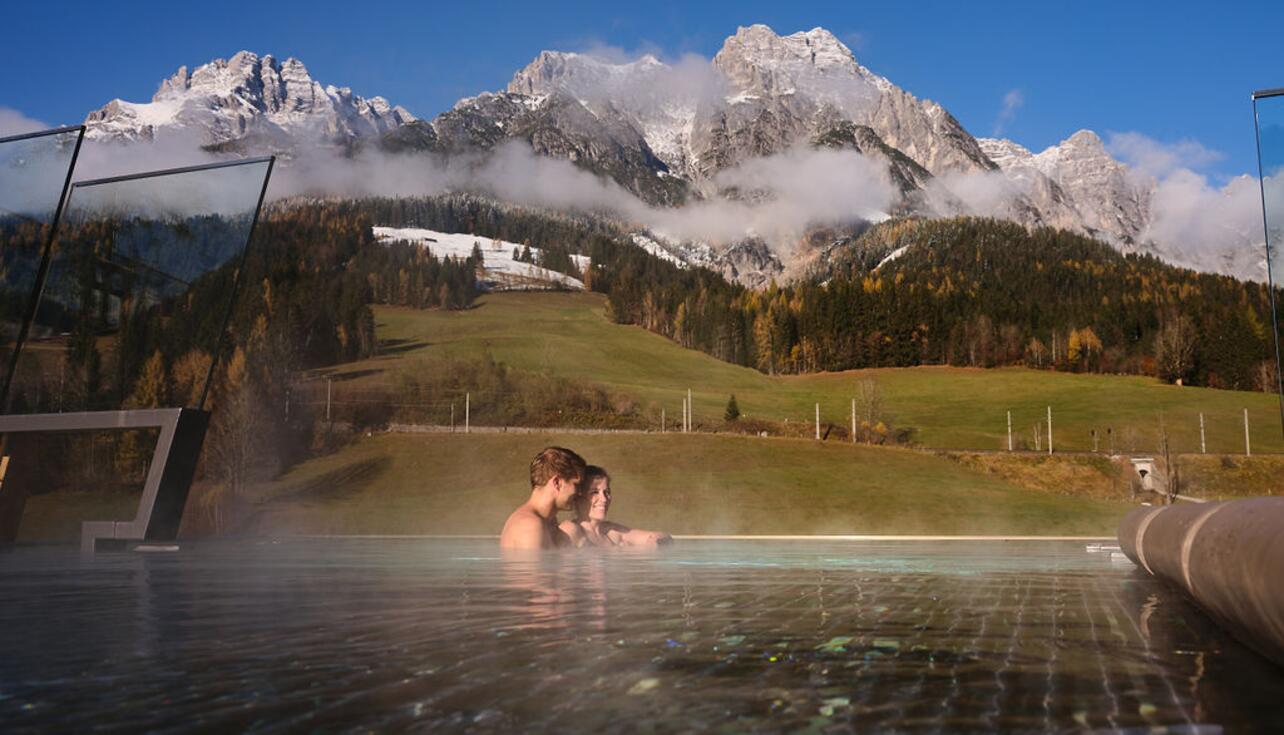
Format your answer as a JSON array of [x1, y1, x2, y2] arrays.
[[248, 433, 1128, 537], [327, 292, 1283, 454]]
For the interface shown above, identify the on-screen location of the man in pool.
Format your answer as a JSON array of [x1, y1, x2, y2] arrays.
[[560, 465, 672, 548], [499, 446, 588, 550]]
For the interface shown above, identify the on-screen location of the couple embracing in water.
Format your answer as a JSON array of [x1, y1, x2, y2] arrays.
[[499, 447, 672, 550]]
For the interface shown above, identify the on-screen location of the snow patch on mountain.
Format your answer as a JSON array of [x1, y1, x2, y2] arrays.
[[373, 226, 586, 290]]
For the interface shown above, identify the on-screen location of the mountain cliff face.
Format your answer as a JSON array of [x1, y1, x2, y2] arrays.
[[979, 132, 1153, 248], [85, 51, 415, 149]]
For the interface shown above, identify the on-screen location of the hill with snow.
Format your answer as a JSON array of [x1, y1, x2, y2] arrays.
[[373, 227, 587, 290]]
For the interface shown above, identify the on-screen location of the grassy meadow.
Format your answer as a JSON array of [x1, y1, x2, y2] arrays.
[[222, 290, 1284, 537], [325, 291, 1284, 455]]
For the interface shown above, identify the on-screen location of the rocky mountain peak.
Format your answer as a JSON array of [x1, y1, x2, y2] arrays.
[[713, 24, 871, 99], [85, 51, 414, 148]]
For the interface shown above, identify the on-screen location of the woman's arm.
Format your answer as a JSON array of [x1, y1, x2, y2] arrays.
[[605, 522, 673, 547]]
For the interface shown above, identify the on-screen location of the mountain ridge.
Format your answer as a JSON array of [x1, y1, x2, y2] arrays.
[[79, 26, 1261, 285]]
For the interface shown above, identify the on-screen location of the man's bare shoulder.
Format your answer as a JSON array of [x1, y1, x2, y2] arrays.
[[500, 507, 547, 549]]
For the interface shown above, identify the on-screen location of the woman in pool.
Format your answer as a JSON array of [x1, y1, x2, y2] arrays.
[[560, 466, 673, 548]]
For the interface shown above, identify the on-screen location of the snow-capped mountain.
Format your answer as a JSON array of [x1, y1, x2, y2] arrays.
[[501, 26, 996, 187], [85, 51, 415, 149], [978, 132, 1153, 248], [76, 29, 1262, 285]]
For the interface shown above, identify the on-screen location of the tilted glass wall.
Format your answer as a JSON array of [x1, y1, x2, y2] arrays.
[[0, 126, 84, 409], [6, 157, 274, 415], [1, 157, 273, 543], [1254, 90, 1284, 437]]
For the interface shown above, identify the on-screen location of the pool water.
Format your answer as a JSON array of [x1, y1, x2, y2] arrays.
[[1, 539, 1281, 732]]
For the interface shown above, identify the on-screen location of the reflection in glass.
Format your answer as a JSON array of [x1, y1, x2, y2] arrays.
[[14, 428, 157, 543], [5, 158, 273, 416], [1254, 91, 1284, 436], [0, 127, 84, 407]]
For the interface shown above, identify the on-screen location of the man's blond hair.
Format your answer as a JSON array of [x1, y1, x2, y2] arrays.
[[530, 446, 587, 489]]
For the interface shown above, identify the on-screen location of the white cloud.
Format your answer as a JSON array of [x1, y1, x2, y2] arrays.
[[1106, 131, 1224, 178], [1143, 169, 1266, 276], [0, 107, 49, 138], [992, 89, 1023, 137]]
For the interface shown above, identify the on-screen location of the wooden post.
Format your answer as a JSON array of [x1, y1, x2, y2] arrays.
[[1007, 411, 1013, 452], [1200, 412, 1206, 454], [815, 403, 820, 440], [466, 392, 470, 434], [1045, 406, 1052, 454], [688, 389, 693, 432], [1244, 408, 1251, 456], [851, 398, 856, 443]]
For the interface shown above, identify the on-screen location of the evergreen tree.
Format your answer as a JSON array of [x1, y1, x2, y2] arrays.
[[724, 394, 740, 422]]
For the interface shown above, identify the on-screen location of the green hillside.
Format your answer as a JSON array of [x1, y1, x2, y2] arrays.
[[323, 291, 1284, 454]]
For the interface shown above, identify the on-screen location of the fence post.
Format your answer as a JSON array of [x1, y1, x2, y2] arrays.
[[1007, 410, 1013, 452], [1244, 408, 1251, 456], [1047, 406, 1053, 455], [851, 398, 856, 443], [1200, 412, 1206, 454], [466, 392, 470, 434], [815, 403, 820, 440]]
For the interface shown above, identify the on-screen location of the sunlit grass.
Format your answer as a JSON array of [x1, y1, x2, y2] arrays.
[[325, 292, 1283, 454]]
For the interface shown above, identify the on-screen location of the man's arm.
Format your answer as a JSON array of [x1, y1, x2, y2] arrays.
[[500, 512, 548, 550]]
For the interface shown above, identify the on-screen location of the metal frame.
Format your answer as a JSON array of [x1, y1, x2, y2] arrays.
[[0, 409, 208, 552], [1252, 92, 1284, 439], [0, 125, 86, 411]]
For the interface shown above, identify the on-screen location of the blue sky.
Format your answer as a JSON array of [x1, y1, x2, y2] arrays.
[[3, 0, 1280, 178]]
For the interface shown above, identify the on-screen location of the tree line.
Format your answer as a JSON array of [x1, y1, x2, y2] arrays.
[[603, 217, 1281, 392]]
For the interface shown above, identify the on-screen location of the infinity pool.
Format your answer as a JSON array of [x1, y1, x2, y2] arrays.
[[2, 539, 1281, 732]]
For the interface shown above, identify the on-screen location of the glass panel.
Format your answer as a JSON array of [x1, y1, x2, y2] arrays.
[[1255, 94, 1284, 435], [0, 127, 83, 407], [5, 158, 271, 415]]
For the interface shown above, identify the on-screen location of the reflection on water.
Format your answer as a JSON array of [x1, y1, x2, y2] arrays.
[[1, 540, 1281, 732]]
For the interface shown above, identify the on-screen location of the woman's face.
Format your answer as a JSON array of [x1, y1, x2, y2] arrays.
[[579, 477, 611, 521]]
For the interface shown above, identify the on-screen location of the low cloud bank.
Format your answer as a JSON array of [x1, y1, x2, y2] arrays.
[[4, 105, 1273, 280]]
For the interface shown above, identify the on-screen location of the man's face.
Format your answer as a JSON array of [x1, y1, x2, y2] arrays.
[[552, 474, 581, 511]]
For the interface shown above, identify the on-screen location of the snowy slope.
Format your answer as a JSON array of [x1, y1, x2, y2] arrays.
[[373, 227, 587, 290]]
